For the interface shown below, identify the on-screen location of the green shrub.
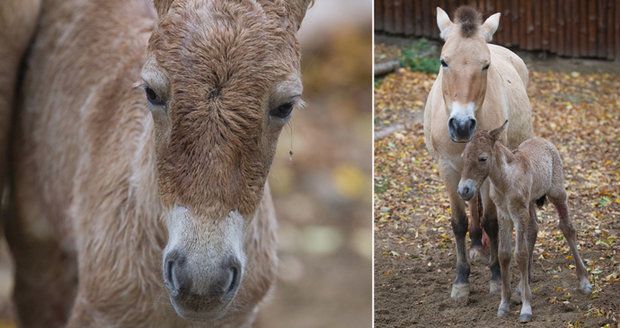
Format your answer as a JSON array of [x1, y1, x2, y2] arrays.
[[400, 39, 440, 73]]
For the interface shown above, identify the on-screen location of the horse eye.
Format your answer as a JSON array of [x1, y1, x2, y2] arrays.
[[145, 86, 165, 106], [482, 63, 490, 70], [270, 102, 294, 119], [440, 59, 448, 68], [479, 156, 488, 162]]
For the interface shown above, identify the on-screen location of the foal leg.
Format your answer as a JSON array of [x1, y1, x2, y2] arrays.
[[496, 211, 512, 317], [527, 203, 538, 282], [517, 203, 539, 297], [548, 191, 592, 294], [481, 181, 501, 294], [515, 223, 533, 322]]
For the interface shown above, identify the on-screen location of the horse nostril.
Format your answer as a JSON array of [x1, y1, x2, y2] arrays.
[[469, 118, 477, 131], [448, 117, 456, 130], [227, 266, 239, 295], [463, 186, 470, 196], [164, 252, 190, 295], [166, 259, 175, 289], [217, 257, 242, 299]]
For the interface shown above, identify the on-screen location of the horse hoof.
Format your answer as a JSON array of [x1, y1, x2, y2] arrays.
[[489, 280, 500, 294], [451, 283, 470, 303], [469, 246, 488, 265], [519, 313, 532, 323], [497, 305, 510, 317], [579, 280, 593, 295]]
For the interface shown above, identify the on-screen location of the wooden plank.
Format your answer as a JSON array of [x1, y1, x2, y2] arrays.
[[404, 0, 415, 35], [494, 0, 504, 45], [385, 0, 394, 33], [414, 0, 423, 36], [612, 0, 620, 61], [519, 0, 527, 48], [422, 0, 432, 36], [376, 0, 384, 31], [431, 1, 439, 39], [579, 0, 588, 56], [597, 0, 607, 58], [542, 0, 550, 50], [567, 0, 578, 56], [558, 0, 568, 56], [549, 0, 557, 53], [394, 0, 404, 34], [533, 0, 542, 49], [526, 0, 534, 49], [609, 0, 616, 59], [510, 0, 519, 47], [587, 0, 597, 56], [566, 0, 573, 56]]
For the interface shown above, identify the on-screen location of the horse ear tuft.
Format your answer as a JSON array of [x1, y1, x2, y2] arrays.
[[490, 120, 508, 141], [481, 12, 501, 42], [436, 7, 454, 40]]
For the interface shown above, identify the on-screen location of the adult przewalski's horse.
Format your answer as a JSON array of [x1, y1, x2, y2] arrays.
[[423, 6, 533, 302], [9, 0, 312, 327]]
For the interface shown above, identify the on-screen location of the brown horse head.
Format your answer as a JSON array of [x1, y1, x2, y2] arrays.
[[436, 6, 500, 142], [457, 120, 507, 200], [141, 0, 312, 320]]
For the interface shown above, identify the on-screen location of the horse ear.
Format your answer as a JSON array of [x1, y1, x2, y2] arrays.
[[153, 0, 174, 17], [490, 120, 508, 141], [436, 7, 454, 40], [259, 0, 313, 31], [481, 13, 501, 42], [286, 0, 314, 30]]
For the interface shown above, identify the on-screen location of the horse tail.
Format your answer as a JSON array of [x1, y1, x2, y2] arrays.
[[535, 195, 546, 208]]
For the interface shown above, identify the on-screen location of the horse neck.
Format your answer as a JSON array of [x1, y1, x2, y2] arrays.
[[488, 142, 517, 194]]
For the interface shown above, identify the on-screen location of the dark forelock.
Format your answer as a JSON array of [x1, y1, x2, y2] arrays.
[[454, 6, 482, 38]]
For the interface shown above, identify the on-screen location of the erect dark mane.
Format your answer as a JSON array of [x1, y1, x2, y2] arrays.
[[454, 6, 482, 38]]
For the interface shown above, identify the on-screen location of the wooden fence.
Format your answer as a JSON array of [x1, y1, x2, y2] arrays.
[[375, 0, 620, 60]]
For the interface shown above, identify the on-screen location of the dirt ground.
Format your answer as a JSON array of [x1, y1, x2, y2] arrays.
[[374, 37, 620, 328]]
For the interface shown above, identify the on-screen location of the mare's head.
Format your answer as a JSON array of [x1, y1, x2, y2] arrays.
[[141, 0, 311, 320], [457, 121, 507, 201], [436, 6, 500, 142]]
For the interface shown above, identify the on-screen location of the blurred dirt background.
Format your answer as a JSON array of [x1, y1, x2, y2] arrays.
[[0, 1, 373, 327], [259, 2, 372, 327], [374, 36, 619, 328]]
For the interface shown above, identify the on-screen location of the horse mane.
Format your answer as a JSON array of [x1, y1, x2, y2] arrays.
[[454, 6, 482, 38]]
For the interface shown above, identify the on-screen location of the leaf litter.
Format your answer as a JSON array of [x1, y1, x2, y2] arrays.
[[374, 43, 619, 328]]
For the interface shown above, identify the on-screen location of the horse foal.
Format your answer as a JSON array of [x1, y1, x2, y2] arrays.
[[457, 121, 592, 322]]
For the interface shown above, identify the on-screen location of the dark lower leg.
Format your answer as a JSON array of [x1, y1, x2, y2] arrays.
[[483, 216, 501, 285], [452, 213, 470, 287]]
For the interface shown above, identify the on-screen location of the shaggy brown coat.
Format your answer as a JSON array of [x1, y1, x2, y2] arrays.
[[458, 122, 591, 322]]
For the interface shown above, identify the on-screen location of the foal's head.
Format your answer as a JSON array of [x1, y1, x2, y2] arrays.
[[141, 0, 311, 320], [457, 121, 507, 201], [436, 6, 500, 142]]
